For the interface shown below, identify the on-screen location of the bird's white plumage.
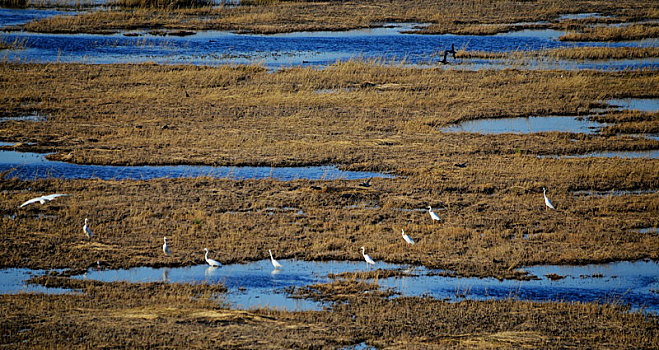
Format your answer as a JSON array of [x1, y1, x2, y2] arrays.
[[543, 188, 555, 210], [428, 206, 441, 221], [19, 194, 69, 208], [402, 229, 415, 245], [360, 246, 375, 265], [83, 218, 93, 239], [204, 248, 221, 267], [269, 249, 283, 269], [163, 237, 170, 256]]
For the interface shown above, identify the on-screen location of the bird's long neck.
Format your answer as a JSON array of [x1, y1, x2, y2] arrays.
[[205, 250, 208, 260], [269, 250, 274, 260]]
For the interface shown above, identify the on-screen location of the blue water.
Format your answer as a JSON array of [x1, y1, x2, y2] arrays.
[[0, 268, 70, 294], [1, 16, 657, 69], [441, 116, 604, 134], [608, 98, 659, 113], [557, 150, 659, 159], [0, 8, 67, 27], [3, 260, 658, 313], [0, 149, 393, 181]]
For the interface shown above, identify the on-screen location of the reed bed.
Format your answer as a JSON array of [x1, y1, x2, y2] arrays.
[[0, 168, 657, 278], [544, 47, 659, 60], [11, 0, 658, 36], [115, 0, 212, 9], [0, 62, 657, 168], [560, 23, 659, 41], [2, 277, 657, 348], [0, 0, 27, 8]]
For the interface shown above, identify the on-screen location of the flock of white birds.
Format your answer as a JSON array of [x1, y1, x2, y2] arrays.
[[18, 187, 557, 270]]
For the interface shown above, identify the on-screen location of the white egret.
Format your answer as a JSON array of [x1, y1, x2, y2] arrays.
[[543, 187, 556, 210], [163, 237, 170, 256], [401, 229, 415, 245], [268, 249, 283, 269], [19, 194, 69, 208], [204, 248, 221, 267], [428, 206, 441, 222], [360, 246, 375, 265], [83, 218, 93, 240]]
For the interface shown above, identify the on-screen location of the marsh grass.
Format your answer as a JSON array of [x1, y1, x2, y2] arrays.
[[545, 46, 659, 60], [1, 62, 657, 168], [560, 23, 659, 41], [115, 0, 212, 9], [3, 276, 656, 348], [0, 0, 27, 8], [0, 169, 657, 278], [0, 62, 657, 279], [13, 0, 659, 35]]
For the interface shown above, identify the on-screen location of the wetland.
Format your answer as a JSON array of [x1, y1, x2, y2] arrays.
[[1, 0, 659, 348]]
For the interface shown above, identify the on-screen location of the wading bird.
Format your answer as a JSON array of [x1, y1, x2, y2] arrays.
[[83, 218, 93, 240], [360, 246, 376, 265], [401, 229, 415, 245], [269, 249, 283, 269], [543, 187, 556, 210], [204, 248, 221, 267], [163, 237, 170, 256], [428, 206, 441, 222], [19, 194, 69, 208]]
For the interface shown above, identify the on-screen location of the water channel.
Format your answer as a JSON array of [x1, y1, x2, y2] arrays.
[[0, 148, 392, 181], [1, 10, 658, 70], [2, 259, 658, 313]]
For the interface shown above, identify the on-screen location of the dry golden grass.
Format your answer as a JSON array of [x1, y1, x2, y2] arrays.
[[12, 0, 658, 37], [0, 62, 657, 168], [560, 24, 659, 41], [0, 0, 26, 8], [0, 62, 657, 278], [2, 277, 657, 348], [544, 47, 659, 60], [1, 169, 657, 278]]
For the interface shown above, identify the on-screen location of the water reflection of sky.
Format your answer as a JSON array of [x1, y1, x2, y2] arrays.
[[0, 149, 392, 181], [1, 11, 658, 70], [441, 116, 605, 134], [2, 260, 658, 313]]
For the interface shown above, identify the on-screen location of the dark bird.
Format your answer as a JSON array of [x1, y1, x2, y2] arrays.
[[359, 178, 372, 187], [439, 50, 449, 64], [447, 43, 457, 59]]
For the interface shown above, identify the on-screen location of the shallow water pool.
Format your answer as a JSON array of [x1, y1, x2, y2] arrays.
[[3, 259, 657, 313], [441, 116, 604, 134], [0, 149, 392, 181]]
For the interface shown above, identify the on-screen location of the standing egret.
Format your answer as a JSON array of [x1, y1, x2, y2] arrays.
[[543, 187, 556, 210], [268, 249, 283, 269], [428, 206, 441, 222], [83, 218, 93, 240], [19, 194, 69, 208], [163, 237, 170, 256], [203, 248, 221, 267], [360, 246, 376, 265], [401, 229, 415, 245]]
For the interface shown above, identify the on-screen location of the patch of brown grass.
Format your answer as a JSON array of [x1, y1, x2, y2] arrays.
[[560, 23, 659, 41], [2, 277, 657, 348], [545, 47, 659, 60], [11, 0, 658, 35]]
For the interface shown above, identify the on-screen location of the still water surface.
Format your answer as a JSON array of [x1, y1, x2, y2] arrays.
[[2, 260, 657, 313], [0, 149, 391, 181]]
